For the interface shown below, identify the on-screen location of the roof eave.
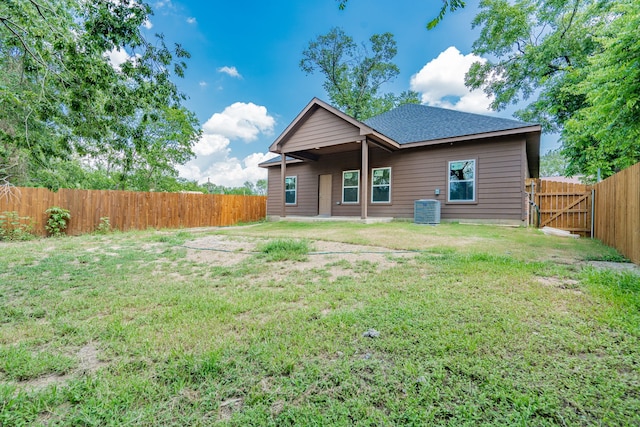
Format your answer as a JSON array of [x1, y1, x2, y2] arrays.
[[258, 157, 305, 168]]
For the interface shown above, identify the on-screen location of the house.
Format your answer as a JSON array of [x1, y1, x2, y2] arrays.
[[259, 98, 541, 224]]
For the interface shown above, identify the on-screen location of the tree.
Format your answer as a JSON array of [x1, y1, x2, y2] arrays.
[[465, 0, 639, 179], [539, 148, 568, 177], [562, 0, 640, 178], [300, 27, 419, 120], [255, 179, 267, 196], [0, 0, 200, 189]]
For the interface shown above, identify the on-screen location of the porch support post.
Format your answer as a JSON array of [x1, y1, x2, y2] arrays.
[[361, 139, 368, 219], [280, 153, 286, 218]]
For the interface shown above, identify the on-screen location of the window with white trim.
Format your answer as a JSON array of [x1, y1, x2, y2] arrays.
[[342, 170, 359, 203], [371, 167, 391, 203], [285, 176, 297, 205], [448, 160, 476, 202]]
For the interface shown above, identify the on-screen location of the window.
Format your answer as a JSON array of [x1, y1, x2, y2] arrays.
[[448, 160, 475, 202], [285, 176, 297, 205], [342, 170, 360, 203], [371, 167, 391, 203]]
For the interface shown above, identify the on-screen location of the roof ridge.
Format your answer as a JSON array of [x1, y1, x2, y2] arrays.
[[363, 103, 538, 144]]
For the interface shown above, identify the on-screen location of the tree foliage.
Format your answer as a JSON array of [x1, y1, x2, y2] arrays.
[[539, 148, 568, 177], [562, 0, 640, 178], [300, 27, 419, 120], [466, 0, 639, 179], [0, 0, 200, 190]]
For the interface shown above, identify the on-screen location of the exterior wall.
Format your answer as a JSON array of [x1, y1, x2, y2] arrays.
[[267, 135, 527, 221], [280, 107, 362, 153]]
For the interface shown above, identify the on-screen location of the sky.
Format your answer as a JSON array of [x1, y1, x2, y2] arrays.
[[127, 0, 558, 187]]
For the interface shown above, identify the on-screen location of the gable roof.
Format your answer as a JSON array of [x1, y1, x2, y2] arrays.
[[269, 97, 397, 153], [261, 98, 540, 176], [363, 103, 538, 144]]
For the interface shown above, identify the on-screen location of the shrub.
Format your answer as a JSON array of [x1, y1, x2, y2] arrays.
[[45, 206, 71, 237], [96, 217, 111, 234]]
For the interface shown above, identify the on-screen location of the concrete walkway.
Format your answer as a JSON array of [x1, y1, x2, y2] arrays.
[[273, 215, 395, 224]]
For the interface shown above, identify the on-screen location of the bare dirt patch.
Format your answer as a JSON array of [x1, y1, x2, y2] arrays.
[[184, 235, 256, 266], [583, 261, 640, 275], [537, 276, 582, 294], [218, 397, 244, 421], [184, 234, 418, 280], [18, 343, 106, 392]]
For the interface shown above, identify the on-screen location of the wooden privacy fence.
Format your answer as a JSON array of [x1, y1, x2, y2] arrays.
[[593, 162, 640, 265], [0, 187, 267, 236], [526, 179, 593, 236]]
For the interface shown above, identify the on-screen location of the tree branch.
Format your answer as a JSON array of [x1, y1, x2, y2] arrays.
[[0, 17, 48, 68]]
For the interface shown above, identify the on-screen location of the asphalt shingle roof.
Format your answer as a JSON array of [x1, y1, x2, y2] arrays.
[[363, 103, 537, 144]]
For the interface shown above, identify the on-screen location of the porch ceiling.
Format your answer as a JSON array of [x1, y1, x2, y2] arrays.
[[284, 137, 396, 162], [285, 140, 360, 160]]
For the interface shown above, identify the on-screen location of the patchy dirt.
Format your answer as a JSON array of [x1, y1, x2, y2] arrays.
[[184, 235, 257, 266], [583, 261, 640, 275], [183, 234, 418, 280], [218, 397, 244, 421], [18, 343, 106, 392], [537, 276, 582, 294]]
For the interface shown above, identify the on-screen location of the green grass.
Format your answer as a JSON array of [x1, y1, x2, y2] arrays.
[[256, 238, 312, 261], [0, 223, 638, 426]]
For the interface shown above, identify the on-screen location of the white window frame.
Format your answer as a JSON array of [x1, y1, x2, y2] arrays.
[[285, 176, 297, 205], [447, 159, 476, 202], [342, 170, 360, 204], [371, 167, 391, 204]]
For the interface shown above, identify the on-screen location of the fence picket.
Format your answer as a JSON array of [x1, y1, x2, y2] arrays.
[[0, 187, 267, 236], [525, 178, 593, 236], [594, 162, 639, 264]]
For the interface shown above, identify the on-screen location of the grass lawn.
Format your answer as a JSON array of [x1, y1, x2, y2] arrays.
[[1, 222, 639, 426]]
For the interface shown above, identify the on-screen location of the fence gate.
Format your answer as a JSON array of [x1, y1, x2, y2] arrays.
[[525, 179, 593, 237]]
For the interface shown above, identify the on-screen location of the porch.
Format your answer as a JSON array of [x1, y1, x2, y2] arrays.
[[267, 215, 394, 225]]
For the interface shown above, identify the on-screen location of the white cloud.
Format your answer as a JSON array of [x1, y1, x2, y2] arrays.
[[104, 48, 140, 71], [199, 81, 208, 87], [105, 48, 129, 69], [410, 46, 493, 113], [177, 153, 271, 188], [192, 134, 230, 157], [154, 0, 174, 9], [217, 66, 242, 79], [202, 102, 275, 141], [142, 19, 153, 29], [186, 17, 197, 24], [178, 103, 276, 187]]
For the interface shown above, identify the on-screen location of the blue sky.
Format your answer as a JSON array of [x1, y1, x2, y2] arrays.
[[129, 0, 557, 186]]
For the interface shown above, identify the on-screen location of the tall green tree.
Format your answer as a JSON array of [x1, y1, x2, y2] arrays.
[[539, 148, 568, 177], [465, 0, 638, 179], [0, 0, 200, 189], [562, 0, 640, 178], [300, 27, 419, 120]]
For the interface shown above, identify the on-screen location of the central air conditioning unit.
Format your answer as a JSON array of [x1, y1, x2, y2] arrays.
[[414, 199, 441, 225]]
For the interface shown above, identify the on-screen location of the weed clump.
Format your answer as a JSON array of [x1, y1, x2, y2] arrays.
[[0, 211, 35, 241], [257, 238, 311, 261]]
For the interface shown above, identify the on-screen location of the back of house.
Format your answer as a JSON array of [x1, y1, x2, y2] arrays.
[[260, 98, 540, 224]]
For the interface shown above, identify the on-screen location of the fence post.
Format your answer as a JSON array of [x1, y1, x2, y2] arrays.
[[590, 188, 595, 239]]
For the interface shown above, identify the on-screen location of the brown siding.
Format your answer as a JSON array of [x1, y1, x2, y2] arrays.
[[281, 108, 361, 153], [267, 136, 527, 221]]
